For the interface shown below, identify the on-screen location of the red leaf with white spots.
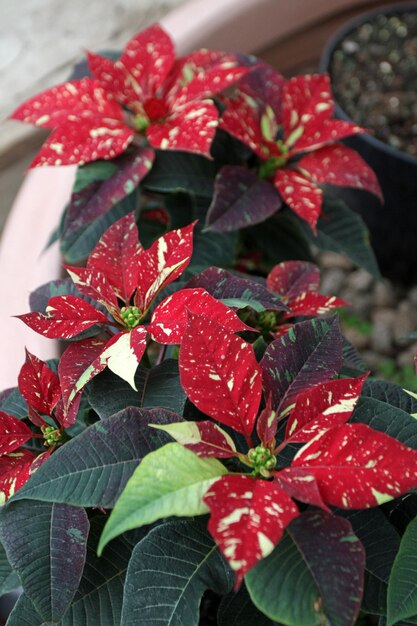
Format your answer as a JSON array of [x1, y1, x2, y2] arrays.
[[65, 266, 120, 319], [146, 100, 218, 157], [267, 261, 320, 299], [148, 288, 252, 345], [30, 449, 53, 473], [17, 296, 109, 339], [204, 474, 299, 587], [292, 423, 417, 508], [89, 24, 175, 110], [285, 292, 348, 319], [290, 119, 366, 156], [96, 327, 148, 390], [179, 313, 262, 439], [299, 143, 383, 202], [172, 49, 250, 107], [282, 74, 333, 143], [151, 420, 239, 459], [58, 338, 108, 423], [0, 412, 33, 455], [0, 450, 35, 503], [220, 94, 272, 160], [87, 212, 143, 303], [286, 375, 367, 443], [18, 349, 61, 416], [10, 78, 124, 128], [274, 468, 330, 511], [134, 222, 195, 312], [256, 397, 277, 447], [29, 118, 134, 168], [274, 168, 322, 232]]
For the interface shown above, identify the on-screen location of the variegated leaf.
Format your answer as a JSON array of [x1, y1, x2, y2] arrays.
[[146, 100, 218, 157], [205, 165, 282, 232], [10, 78, 124, 127], [65, 265, 120, 318], [256, 398, 277, 446], [261, 317, 343, 417], [273, 168, 322, 232], [231, 63, 285, 121], [286, 292, 348, 318], [292, 423, 417, 508], [17, 295, 110, 339], [285, 374, 368, 442], [266, 260, 320, 299], [299, 143, 383, 201], [186, 266, 287, 313], [0, 450, 35, 503], [29, 118, 134, 168], [148, 287, 252, 344], [282, 74, 334, 142], [151, 420, 238, 458], [87, 212, 144, 303], [0, 412, 33, 455], [204, 474, 299, 588], [58, 338, 108, 421], [97, 327, 148, 390], [274, 468, 330, 511], [17, 349, 61, 416], [134, 222, 195, 311], [219, 93, 268, 159], [179, 312, 262, 439]]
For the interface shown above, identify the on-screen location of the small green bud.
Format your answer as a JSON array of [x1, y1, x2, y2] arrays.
[[247, 444, 277, 475], [120, 306, 142, 329], [134, 114, 150, 132]]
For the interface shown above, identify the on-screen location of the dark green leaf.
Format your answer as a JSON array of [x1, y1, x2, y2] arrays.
[[121, 518, 233, 626], [72, 161, 118, 193], [143, 150, 216, 200], [6, 593, 47, 626], [0, 387, 27, 419], [0, 501, 88, 623], [164, 189, 195, 229], [351, 397, 417, 449], [87, 360, 186, 419], [10, 408, 181, 508], [186, 223, 238, 277], [304, 192, 380, 278], [219, 584, 281, 625], [387, 516, 417, 625], [363, 378, 417, 415], [246, 511, 365, 626], [0, 542, 19, 597]]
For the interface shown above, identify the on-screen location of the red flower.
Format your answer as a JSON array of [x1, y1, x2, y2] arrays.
[[220, 69, 383, 231], [11, 24, 249, 167], [18, 213, 251, 412], [154, 314, 417, 586]]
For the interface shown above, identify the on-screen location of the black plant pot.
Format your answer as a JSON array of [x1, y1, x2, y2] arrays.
[[320, 2, 417, 284]]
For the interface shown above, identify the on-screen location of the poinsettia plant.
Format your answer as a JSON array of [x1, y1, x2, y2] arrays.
[[2, 19, 417, 626]]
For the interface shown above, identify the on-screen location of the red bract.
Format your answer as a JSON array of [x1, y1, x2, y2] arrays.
[[18, 213, 251, 396], [220, 70, 383, 231], [166, 316, 417, 585], [0, 349, 80, 502], [266, 260, 348, 335], [11, 24, 249, 166]]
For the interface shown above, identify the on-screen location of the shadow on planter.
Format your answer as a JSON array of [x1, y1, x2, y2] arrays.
[[320, 1, 417, 284]]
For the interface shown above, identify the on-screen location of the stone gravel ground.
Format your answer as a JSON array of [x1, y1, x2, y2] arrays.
[[319, 251, 417, 388]]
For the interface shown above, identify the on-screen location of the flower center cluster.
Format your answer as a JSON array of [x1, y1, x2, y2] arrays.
[[120, 306, 142, 329], [41, 425, 64, 447], [247, 445, 277, 476]]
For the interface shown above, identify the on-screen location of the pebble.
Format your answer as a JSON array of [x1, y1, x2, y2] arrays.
[[346, 269, 375, 292], [371, 308, 396, 355], [320, 268, 347, 295], [372, 280, 397, 307], [318, 251, 354, 271]]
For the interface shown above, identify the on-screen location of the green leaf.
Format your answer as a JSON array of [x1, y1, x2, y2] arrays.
[[0, 541, 19, 597], [98, 443, 228, 554], [5, 593, 47, 626], [143, 150, 216, 200], [0, 501, 88, 623], [60, 190, 137, 263], [0, 387, 27, 419], [351, 397, 417, 449], [87, 360, 187, 419], [304, 192, 380, 278], [121, 518, 233, 626], [186, 224, 238, 277], [10, 408, 181, 508], [387, 516, 417, 625], [246, 511, 365, 626], [72, 161, 118, 193], [363, 378, 417, 415]]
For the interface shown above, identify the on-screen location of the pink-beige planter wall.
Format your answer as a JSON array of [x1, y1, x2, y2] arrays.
[[0, 0, 384, 388]]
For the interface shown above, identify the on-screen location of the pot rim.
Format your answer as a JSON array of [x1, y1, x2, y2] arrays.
[[319, 0, 417, 166]]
